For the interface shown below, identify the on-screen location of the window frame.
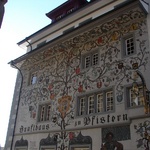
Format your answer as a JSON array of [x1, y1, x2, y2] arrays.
[[29, 71, 38, 85], [121, 33, 136, 58], [81, 49, 99, 69], [125, 83, 144, 108], [38, 103, 52, 122], [77, 88, 114, 116]]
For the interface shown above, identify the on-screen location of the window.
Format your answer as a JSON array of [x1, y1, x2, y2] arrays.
[[39, 103, 51, 122], [56, 14, 63, 20], [102, 125, 131, 142], [77, 89, 114, 116], [30, 71, 38, 85], [67, 8, 74, 14], [79, 97, 86, 115], [82, 50, 99, 69], [127, 86, 144, 107], [122, 34, 135, 57]]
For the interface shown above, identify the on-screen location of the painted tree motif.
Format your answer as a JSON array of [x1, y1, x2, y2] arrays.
[[19, 8, 149, 150]]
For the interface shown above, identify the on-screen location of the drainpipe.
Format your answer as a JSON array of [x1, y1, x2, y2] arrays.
[[9, 61, 23, 150], [8, 37, 32, 150], [25, 37, 32, 51]]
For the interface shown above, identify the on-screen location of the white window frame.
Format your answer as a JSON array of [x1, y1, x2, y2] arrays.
[[38, 103, 51, 122], [88, 95, 95, 114], [97, 93, 103, 113], [79, 97, 86, 116], [122, 34, 136, 57], [82, 50, 99, 69], [30, 71, 38, 85], [125, 36, 134, 56], [77, 89, 114, 116], [106, 91, 113, 111]]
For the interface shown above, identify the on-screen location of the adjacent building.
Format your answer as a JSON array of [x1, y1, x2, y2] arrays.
[[0, 0, 7, 28], [5, 0, 150, 150]]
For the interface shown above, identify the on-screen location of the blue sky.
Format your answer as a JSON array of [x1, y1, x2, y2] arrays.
[[0, 0, 67, 147]]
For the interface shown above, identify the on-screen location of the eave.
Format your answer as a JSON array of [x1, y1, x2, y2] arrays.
[[11, 0, 146, 67]]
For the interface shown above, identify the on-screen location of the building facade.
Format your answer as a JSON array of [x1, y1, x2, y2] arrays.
[[5, 0, 150, 150]]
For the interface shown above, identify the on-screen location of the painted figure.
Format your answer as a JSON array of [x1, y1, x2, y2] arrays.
[[101, 132, 123, 150]]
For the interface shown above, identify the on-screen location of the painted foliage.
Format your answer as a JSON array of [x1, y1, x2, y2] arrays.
[[16, 7, 149, 149], [134, 120, 150, 150]]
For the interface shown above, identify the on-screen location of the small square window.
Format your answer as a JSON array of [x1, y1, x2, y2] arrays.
[[82, 50, 99, 69], [125, 37, 134, 55], [122, 34, 136, 57]]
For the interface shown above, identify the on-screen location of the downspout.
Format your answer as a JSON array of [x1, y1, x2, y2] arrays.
[[9, 38, 32, 150], [9, 60, 23, 150]]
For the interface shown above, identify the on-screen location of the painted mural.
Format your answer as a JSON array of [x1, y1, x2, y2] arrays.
[[134, 120, 150, 150], [16, 7, 149, 149]]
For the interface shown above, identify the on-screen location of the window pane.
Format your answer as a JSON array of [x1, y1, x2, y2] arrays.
[[125, 37, 134, 55], [31, 72, 37, 84], [92, 53, 98, 66], [106, 91, 113, 111], [97, 93, 103, 112], [46, 104, 51, 121], [40, 106, 46, 121], [80, 97, 86, 115], [88, 95, 94, 114], [85, 56, 91, 68], [130, 86, 144, 107]]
